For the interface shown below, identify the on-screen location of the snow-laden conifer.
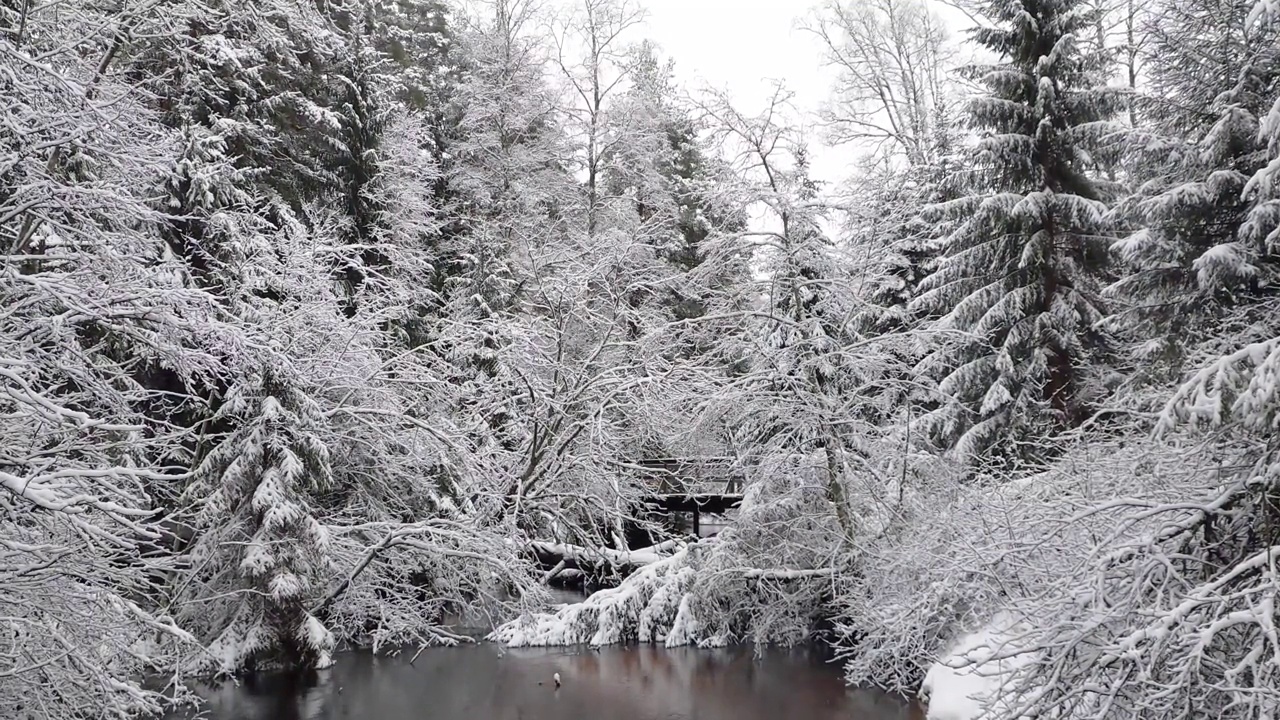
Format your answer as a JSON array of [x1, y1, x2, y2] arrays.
[[911, 0, 1121, 464], [1107, 0, 1280, 376]]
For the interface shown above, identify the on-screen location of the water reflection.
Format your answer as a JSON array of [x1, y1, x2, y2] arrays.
[[177, 644, 923, 720]]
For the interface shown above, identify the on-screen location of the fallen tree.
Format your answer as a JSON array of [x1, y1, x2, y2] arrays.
[[494, 531, 841, 648], [532, 538, 685, 580]]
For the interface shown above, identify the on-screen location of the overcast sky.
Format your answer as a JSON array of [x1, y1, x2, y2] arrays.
[[640, 0, 846, 183], [634, 0, 971, 187]]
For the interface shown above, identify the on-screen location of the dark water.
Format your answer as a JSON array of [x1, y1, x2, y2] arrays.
[[179, 643, 923, 720]]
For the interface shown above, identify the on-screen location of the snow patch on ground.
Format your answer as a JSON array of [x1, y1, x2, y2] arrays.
[[921, 612, 1035, 720]]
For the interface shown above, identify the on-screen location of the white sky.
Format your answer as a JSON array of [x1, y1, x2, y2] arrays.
[[636, 0, 971, 188], [641, 0, 850, 184]]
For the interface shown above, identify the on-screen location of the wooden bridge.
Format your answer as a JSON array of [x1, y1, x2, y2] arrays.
[[534, 457, 745, 586], [629, 457, 745, 535], [642, 492, 742, 514]]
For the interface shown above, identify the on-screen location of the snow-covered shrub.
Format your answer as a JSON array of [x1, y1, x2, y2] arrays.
[[675, 455, 851, 645], [836, 434, 1188, 700], [321, 519, 542, 651], [0, 312, 213, 716], [834, 470, 1000, 695], [493, 546, 698, 646], [836, 415, 1262, 719], [496, 539, 832, 650], [985, 329, 1280, 718], [0, 542, 198, 720]]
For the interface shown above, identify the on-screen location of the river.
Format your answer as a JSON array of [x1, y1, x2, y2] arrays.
[[173, 586, 922, 720], [177, 642, 923, 720]]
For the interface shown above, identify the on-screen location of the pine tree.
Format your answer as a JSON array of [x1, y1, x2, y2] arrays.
[[1108, 0, 1280, 376], [911, 0, 1120, 464], [179, 365, 337, 674], [602, 43, 745, 323]]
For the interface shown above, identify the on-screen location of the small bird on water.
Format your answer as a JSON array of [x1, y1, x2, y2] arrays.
[[553, 672, 561, 689]]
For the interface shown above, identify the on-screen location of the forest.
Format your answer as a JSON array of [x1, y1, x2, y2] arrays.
[[2, 0, 1280, 717]]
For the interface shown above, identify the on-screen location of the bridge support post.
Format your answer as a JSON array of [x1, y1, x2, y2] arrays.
[[692, 508, 700, 537]]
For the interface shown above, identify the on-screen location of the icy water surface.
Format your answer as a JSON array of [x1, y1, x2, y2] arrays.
[[178, 643, 924, 720]]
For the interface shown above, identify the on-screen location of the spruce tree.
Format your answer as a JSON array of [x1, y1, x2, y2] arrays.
[[135, 0, 348, 210], [600, 43, 745, 326], [852, 101, 964, 332], [1242, 1, 1280, 276], [329, 6, 394, 316], [179, 365, 337, 674], [1018, 9, 1280, 713], [911, 0, 1119, 464], [1108, 0, 1280, 377], [371, 0, 457, 114]]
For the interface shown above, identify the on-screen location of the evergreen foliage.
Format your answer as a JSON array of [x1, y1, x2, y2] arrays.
[[1108, 0, 1280, 376], [911, 0, 1121, 463], [180, 365, 337, 673]]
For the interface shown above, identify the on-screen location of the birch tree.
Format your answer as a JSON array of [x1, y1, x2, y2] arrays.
[[804, 0, 954, 165]]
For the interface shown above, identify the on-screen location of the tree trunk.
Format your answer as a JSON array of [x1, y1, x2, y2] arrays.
[[823, 432, 855, 540]]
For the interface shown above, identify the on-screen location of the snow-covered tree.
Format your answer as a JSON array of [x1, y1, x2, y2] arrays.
[[136, 0, 347, 209], [990, 61, 1280, 709], [842, 101, 966, 330], [426, 0, 580, 526], [427, 0, 710, 554], [911, 0, 1121, 465], [1241, 0, 1280, 289], [328, 8, 398, 316], [1107, 0, 1280, 377], [804, 0, 954, 165], [0, 0, 247, 712], [694, 87, 922, 551], [177, 363, 337, 674], [553, 0, 645, 237], [601, 42, 746, 326], [442, 0, 570, 321], [372, 0, 457, 114], [892, 9, 1280, 716]]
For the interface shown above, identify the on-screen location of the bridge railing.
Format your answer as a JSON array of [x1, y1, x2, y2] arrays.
[[626, 457, 744, 496]]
